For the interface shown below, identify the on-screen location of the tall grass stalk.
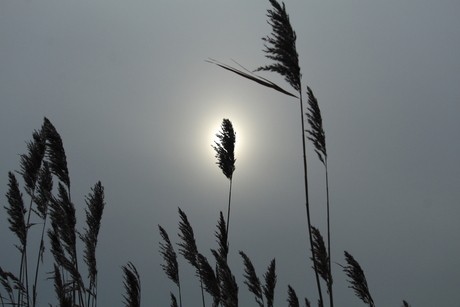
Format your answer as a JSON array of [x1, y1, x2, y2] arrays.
[[212, 118, 236, 246], [306, 87, 333, 307], [208, 1, 324, 304]]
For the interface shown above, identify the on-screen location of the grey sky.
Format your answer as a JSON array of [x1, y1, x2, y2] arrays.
[[1, 1, 459, 306]]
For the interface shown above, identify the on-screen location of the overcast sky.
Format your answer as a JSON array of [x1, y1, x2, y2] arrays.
[[1, 1, 460, 306]]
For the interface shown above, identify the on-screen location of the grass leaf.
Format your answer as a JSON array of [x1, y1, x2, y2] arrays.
[[206, 58, 298, 98]]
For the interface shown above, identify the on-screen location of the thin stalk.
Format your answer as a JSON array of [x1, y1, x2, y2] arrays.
[[178, 284, 183, 307], [225, 178, 233, 246], [32, 218, 48, 307], [299, 92, 324, 306], [325, 159, 333, 307]]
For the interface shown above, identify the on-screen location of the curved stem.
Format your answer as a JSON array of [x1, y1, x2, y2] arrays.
[[299, 92, 324, 306]]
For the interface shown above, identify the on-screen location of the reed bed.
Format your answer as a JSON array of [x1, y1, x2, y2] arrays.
[[0, 1, 414, 306]]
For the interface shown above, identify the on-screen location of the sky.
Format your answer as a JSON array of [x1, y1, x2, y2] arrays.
[[1, 0, 459, 306]]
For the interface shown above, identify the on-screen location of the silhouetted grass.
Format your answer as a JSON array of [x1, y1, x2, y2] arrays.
[[2, 117, 105, 307], [0, 1, 418, 304], [212, 118, 236, 246]]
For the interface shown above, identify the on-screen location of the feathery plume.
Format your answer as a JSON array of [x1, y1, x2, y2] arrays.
[[80, 181, 105, 299], [159, 226, 180, 287], [287, 285, 300, 307], [306, 87, 327, 165], [0, 267, 23, 305], [239, 251, 263, 307], [215, 212, 229, 260], [122, 262, 141, 307], [51, 263, 72, 307], [212, 249, 238, 307], [343, 251, 375, 307], [18, 130, 46, 197], [310, 227, 330, 288], [42, 117, 70, 188], [5, 172, 27, 249], [197, 253, 220, 307], [263, 258, 276, 307], [212, 119, 236, 180], [34, 162, 53, 220], [255, 0, 301, 93], [177, 208, 199, 268], [177, 208, 207, 307], [170, 293, 178, 307]]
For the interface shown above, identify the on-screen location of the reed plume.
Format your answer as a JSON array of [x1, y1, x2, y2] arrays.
[[196, 253, 220, 307], [5, 172, 27, 250], [287, 285, 299, 307], [262, 258, 276, 307], [32, 161, 53, 307], [255, 0, 301, 92], [211, 249, 238, 307], [42, 117, 70, 189], [170, 293, 178, 307], [121, 262, 141, 307], [215, 212, 229, 260], [240, 251, 277, 307], [80, 181, 105, 307], [239, 251, 264, 307], [51, 263, 72, 307], [0, 266, 25, 306], [159, 225, 182, 307], [5, 172, 28, 306], [210, 212, 237, 307], [18, 130, 46, 198], [212, 118, 236, 245], [343, 251, 375, 307], [177, 207, 206, 307], [310, 226, 330, 288]]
